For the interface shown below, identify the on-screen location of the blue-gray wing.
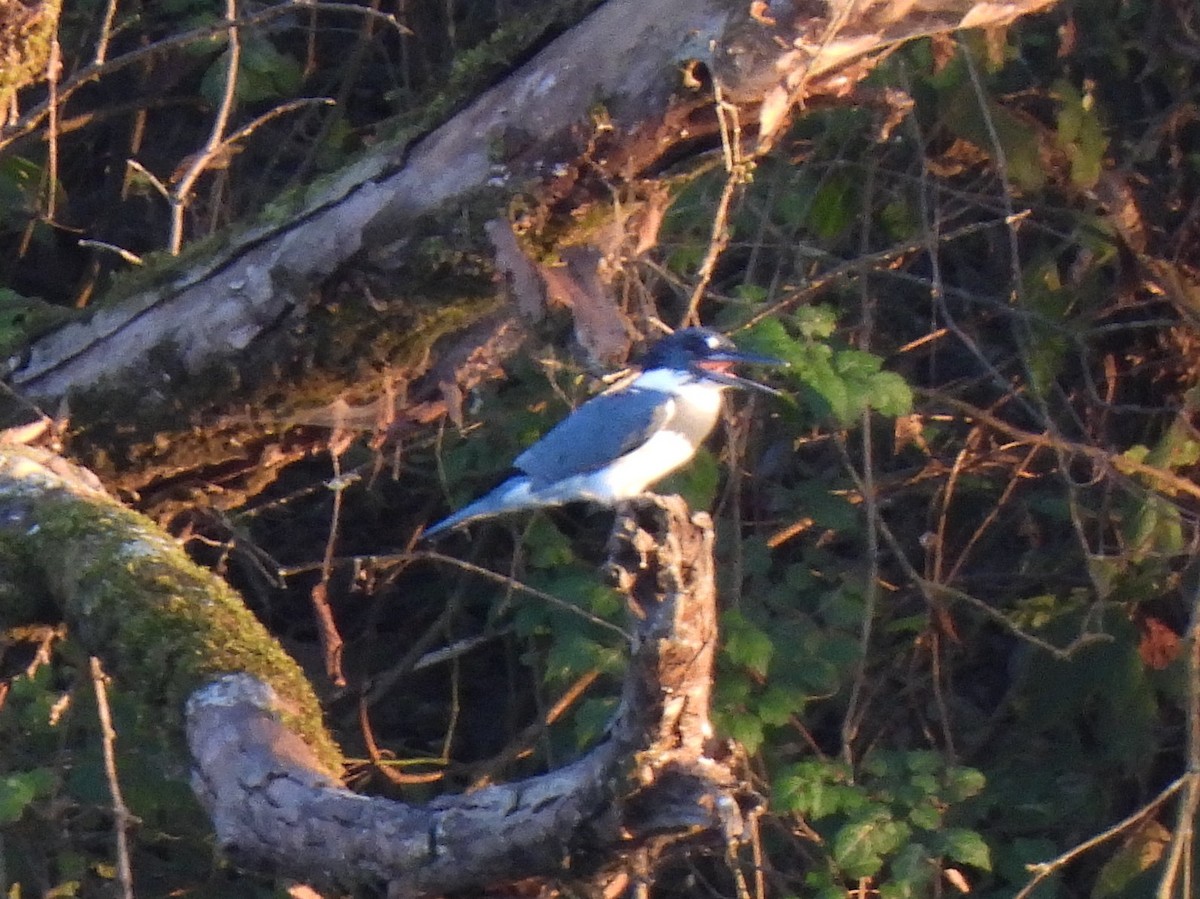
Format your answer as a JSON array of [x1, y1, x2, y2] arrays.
[[514, 388, 673, 486]]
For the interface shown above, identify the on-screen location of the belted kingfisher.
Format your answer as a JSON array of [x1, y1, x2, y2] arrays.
[[422, 328, 786, 539]]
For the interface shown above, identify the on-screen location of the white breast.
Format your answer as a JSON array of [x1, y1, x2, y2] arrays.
[[526, 369, 727, 507], [585, 377, 725, 501]]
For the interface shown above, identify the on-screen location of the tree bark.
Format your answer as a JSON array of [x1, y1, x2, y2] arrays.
[[6, 0, 1061, 412], [0, 442, 753, 893], [0, 443, 341, 770], [188, 495, 750, 894]]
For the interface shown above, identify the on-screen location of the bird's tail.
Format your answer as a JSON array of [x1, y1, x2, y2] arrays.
[[422, 477, 536, 539]]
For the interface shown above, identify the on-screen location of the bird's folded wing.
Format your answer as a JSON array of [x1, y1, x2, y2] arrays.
[[514, 389, 673, 485]]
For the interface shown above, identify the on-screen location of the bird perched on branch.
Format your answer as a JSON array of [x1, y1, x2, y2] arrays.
[[423, 328, 786, 539]]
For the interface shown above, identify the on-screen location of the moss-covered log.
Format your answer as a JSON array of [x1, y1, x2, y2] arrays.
[[0, 443, 341, 771]]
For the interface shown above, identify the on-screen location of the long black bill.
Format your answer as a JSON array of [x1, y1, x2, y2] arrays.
[[698, 349, 789, 397]]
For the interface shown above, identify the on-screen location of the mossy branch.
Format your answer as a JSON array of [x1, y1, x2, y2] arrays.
[[0, 443, 341, 772]]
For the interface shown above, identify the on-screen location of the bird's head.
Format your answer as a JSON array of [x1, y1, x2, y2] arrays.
[[641, 328, 787, 396]]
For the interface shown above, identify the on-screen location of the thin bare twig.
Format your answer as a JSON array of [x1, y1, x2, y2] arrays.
[[1157, 569, 1200, 898], [1013, 775, 1185, 899], [927, 392, 1200, 507], [0, 1, 407, 154], [311, 457, 354, 686], [44, 31, 61, 222], [469, 667, 602, 789], [680, 82, 749, 329], [219, 96, 336, 152], [169, 0, 241, 254], [735, 211, 1031, 334], [838, 453, 1106, 661], [94, 0, 120, 65], [839, 164, 882, 765], [416, 551, 630, 640], [90, 657, 135, 899], [945, 444, 1041, 585]]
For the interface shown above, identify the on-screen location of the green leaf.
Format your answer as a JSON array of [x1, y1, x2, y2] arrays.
[[1026, 328, 1068, 397], [885, 843, 935, 898], [774, 762, 864, 819], [1054, 79, 1109, 189], [833, 812, 911, 879], [941, 82, 1046, 191], [943, 766, 987, 802], [202, 39, 304, 105], [794, 305, 838, 340], [524, 517, 575, 568], [938, 828, 992, 871], [741, 316, 800, 361], [722, 709, 765, 754], [1144, 418, 1200, 471], [1092, 821, 1169, 898], [0, 155, 42, 215], [907, 799, 942, 831], [818, 587, 864, 630], [0, 769, 54, 824], [866, 371, 913, 416], [1125, 494, 1184, 561], [833, 349, 884, 379], [723, 611, 775, 676], [574, 696, 618, 747], [756, 682, 808, 725], [809, 174, 858, 239], [544, 631, 621, 683], [903, 751, 943, 775]]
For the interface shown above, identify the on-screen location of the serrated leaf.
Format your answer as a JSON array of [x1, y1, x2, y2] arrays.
[[756, 682, 807, 725], [940, 828, 992, 871], [742, 317, 801, 362], [722, 709, 765, 754], [834, 349, 884, 379], [774, 766, 864, 819], [867, 371, 913, 416], [794, 305, 838, 340], [944, 766, 987, 801], [723, 611, 774, 676], [908, 799, 942, 831], [834, 813, 910, 879], [903, 751, 942, 775]]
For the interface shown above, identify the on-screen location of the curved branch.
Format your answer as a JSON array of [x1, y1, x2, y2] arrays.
[[0, 448, 753, 894], [187, 495, 753, 893]]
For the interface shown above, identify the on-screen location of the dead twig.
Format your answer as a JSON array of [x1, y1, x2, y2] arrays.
[[169, 0, 241, 254], [926, 393, 1200, 507], [90, 656, 136, 899], [1156, 570, 1200, 898], [1014, 775, 1184, 899]]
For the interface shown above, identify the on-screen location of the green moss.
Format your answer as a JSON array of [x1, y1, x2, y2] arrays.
[[0, 448, 342, 771], [0, 0, 62, 97]]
